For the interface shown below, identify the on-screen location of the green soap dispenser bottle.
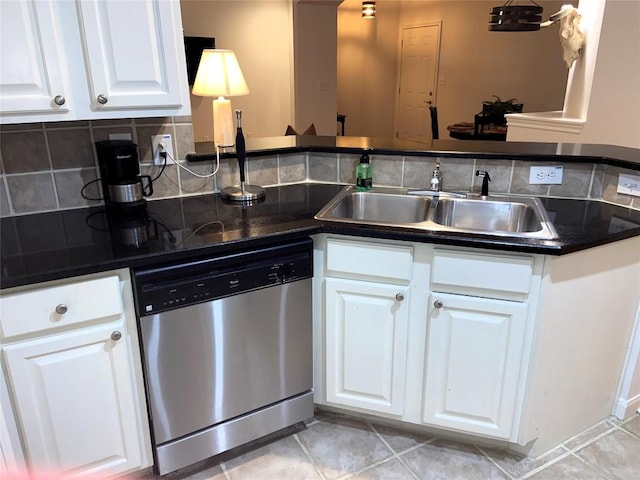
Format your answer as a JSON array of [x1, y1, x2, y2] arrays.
[[355, 152, 373, 191]]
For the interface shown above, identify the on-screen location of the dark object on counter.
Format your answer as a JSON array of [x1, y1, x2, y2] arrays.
[[95, 140, 153, 215], [355, 151, 373, 191], [476, 170, 492, 197], [221, 110, 266, 202]]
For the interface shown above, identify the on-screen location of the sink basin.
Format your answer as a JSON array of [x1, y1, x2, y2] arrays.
[[315, 186, 558, 240], [432, 198, 543, 233]]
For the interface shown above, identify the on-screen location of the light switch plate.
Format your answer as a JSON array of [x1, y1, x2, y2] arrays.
[[617, 173, 640, 197], [529, 166, 563, 185]]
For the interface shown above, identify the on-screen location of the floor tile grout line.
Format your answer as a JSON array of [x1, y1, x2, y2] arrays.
[[293, 432, 328, 480], [561, 422, 620, 454], [365, 420, 422, 480], [473, 444, 518, 480], [516, 446, 575, 480], [558, 451, 615, 480]]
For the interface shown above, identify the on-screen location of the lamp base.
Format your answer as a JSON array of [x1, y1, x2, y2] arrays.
[[221, 184, 266, 202]]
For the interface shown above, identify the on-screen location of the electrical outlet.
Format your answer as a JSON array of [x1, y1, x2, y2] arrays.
[[529, 166, 563, 185], [151, 134, 174, 165], [617, 173, 640, 197]]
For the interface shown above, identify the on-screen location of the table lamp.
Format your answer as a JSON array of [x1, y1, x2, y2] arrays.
[[192, 49, 249, 149]]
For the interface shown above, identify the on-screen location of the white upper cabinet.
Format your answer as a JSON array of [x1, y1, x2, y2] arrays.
[[0, 0, 190, 123], [0, 1, 68, 115]]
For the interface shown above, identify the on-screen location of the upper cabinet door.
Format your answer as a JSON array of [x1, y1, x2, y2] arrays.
[[77, 0, 185, 110], [0, 0, 69, 115]]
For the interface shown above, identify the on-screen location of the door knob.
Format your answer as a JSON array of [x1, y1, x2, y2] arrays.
[[395, 293, 404, 302], [433, 300, 443, 309], [55, 304, 68, 314], [424, 100, 433, 105], [110, 331, 122, 341]]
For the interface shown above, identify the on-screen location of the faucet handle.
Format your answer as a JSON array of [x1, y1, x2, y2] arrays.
[[430, 163, 443, 192], [475, 170, 491, 181]]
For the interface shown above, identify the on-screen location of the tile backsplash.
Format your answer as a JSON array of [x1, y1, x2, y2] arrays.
[[1, 120, 639, 217]]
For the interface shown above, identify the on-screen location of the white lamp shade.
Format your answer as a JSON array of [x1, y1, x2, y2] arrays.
[[192, 49, 250, 97]]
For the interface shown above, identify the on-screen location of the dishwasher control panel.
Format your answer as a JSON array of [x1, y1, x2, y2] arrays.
[[133, 238, 313, 316]]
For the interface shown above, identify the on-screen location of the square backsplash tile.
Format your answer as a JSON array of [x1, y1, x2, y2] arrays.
[[6, 173, 57, 213], [1, 130, 50, 173]]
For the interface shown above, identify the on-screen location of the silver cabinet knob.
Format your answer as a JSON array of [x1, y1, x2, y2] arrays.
[[97, 94, 108, 104], [110, 331, 122, 341], [54, 95, 66, 106], [433, 300, 443, 309], [55, 304, 68, 314], [395, 293, 404, 302]]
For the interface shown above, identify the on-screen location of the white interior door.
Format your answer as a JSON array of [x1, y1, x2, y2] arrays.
[[395, 24, 440, 143]]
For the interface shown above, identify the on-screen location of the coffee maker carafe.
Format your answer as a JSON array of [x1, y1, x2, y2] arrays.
[[95, 140, 153, 214]]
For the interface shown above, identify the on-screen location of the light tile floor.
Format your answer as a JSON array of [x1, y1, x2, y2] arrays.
[[161, 411, 640, 480]]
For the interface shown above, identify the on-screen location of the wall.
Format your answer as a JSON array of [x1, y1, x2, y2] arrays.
[[180, 0, 295, 142], [4, 120, 640, 218], [337, 0, 568, 138], [293, 1, 340, 135], [507, 0, 640, 149]]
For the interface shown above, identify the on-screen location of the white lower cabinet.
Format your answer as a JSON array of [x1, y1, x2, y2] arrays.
[[0, 270, 151, 477], [315, 234, 539, 444], [325, 278, 410, 415], [422, 292, 528, 439]]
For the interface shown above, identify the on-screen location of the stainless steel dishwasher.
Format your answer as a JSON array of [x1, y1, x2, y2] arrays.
[[132, 238, 313, 475]]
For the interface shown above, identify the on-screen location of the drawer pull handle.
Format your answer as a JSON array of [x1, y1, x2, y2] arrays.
[[54, 95, 66, 106], [433, 300, 443, 309], [395, 293, 404, 302], [55, 304, 68, 315], [97, 94, 108, 104], [111, 331, 122, 341]]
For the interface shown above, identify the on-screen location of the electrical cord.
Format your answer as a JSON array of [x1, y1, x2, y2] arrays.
[[80, 178, 103, 201], [161, 143, 221, 178]]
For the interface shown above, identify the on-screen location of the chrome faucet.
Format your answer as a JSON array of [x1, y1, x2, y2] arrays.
[[430, 162, 443, 192], [476, 170, 491, 197]]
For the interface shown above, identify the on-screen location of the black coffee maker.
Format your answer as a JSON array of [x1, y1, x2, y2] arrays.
[[95, 140, 153, 214]]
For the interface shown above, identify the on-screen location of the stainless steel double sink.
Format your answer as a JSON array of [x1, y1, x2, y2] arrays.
[[315, 186, 558, 240]]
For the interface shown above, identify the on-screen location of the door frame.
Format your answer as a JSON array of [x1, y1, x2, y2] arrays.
[[393, 22, 442, 143]]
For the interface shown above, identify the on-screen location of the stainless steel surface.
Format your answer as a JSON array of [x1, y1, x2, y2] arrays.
[[432, 197, 541, 233], [434, 300, 443, 309], [55, 304, 67, 314], [315, 186, 558, 240], [155, 392, 313, 475], [110, 331, 122, 341], [54, 95, 65, 105], [395, 293, 405, 301], [97, 94, 108, 104], [221, 183, 266, 201], [108, 182, 144, 203], [430, 163, 443, 192], [140, 278, 312, 453], [322, 189, 432, 224]]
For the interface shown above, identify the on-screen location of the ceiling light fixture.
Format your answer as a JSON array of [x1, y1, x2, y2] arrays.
[[489, 0, 543, 31], [362, 1, 376, 19]]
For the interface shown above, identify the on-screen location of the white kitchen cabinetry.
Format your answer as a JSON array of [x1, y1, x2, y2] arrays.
[[0, 270, 152, 477], [322, 237, 414, 416], [0, 0, 189, 123], [314, 234, 541, 443], [422, 249, 537, 441], [423, 292, 528, 439], [325, 278, 410, 415]]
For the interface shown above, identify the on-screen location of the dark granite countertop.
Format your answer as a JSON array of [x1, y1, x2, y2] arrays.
[[2, 183, 640, 290]]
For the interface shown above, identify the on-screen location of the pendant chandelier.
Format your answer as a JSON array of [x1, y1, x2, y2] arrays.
[[489, 0, 544, 31]]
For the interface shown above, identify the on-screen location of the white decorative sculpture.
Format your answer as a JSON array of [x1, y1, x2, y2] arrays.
[[542, 4, 585, 68]]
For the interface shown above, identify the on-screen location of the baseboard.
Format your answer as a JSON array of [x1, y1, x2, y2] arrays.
[[613, 393, 640, 419]]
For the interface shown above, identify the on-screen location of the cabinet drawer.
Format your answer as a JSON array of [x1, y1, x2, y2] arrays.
[[327, 238, 413, 282], [0, 276, 123, 339], [431, 250, 533, 300]]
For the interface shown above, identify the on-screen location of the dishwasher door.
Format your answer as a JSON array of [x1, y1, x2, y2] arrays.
[[139, 278, 312, 446]]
